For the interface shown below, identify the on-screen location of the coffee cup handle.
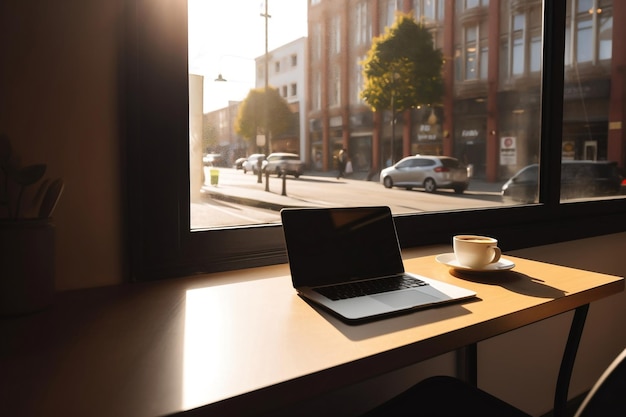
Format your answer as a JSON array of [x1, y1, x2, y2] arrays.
[[490, 246, 502, 264]]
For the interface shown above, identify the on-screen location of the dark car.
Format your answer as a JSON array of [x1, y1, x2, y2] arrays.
[[501, 160, 623, 203]]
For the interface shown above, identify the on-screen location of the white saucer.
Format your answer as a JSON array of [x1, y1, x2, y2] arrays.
[[435, 253, 515, 272]]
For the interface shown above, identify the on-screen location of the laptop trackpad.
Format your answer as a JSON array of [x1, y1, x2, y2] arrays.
[[372, 290, 439, 308]]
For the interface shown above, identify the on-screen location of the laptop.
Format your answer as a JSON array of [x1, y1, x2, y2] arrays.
[[280, 206, 476, 323]]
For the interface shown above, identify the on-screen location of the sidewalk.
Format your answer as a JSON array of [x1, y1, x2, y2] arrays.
[[200, 170, 505, 212]]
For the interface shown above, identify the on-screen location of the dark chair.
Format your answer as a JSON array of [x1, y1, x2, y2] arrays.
[[362, 348, 626, 417]]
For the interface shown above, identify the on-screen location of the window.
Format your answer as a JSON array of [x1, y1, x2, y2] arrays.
[[330, 14, 341, 54], [382, 0, 402, 31], [512, 14, 525, 75], [414, 0, 444, 23], [291, 54, 298, 67], [568, 0, 613, 65], [355, 1, 371, 46], [290, 83, 297, 96], [465, 26, 478, 79], [329, 63, 341, 107], [126, 0, 626, 282]]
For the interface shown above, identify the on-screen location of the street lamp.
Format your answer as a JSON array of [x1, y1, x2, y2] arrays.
[[261, 0, 271, 190], [390, 71, 400, 166]]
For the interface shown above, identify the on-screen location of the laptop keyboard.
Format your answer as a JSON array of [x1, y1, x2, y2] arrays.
[[315, 275, 428, 301]]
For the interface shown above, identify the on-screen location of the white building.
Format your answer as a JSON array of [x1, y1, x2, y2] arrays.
[[256, 37, 308, 164]]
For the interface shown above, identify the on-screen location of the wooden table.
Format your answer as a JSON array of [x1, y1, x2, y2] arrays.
[[1, 247, 623, 417]]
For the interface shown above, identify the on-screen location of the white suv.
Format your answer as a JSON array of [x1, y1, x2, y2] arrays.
[[380, 155, 469, 193], [262, 153, 305, 178]]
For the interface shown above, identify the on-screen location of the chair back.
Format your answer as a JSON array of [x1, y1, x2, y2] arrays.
[[574, 348, 626, 417]]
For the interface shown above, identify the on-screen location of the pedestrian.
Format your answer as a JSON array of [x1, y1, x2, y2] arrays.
[[337, 148, 347, 179]]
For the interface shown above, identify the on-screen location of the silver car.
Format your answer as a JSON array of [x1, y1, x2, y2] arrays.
[[242, 154, 266, 174], [380, 155, 469, 193], [262, 152, 305, 178]]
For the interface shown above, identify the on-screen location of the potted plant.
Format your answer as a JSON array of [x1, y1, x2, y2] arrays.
[[0, 134, 64, 316]]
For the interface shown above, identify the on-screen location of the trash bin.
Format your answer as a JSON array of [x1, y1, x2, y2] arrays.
[[210, 168, 219, 186]]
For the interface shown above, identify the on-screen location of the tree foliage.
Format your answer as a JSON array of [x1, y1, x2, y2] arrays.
[[361, 14, 444, 113], [235, 87, 293, 146]]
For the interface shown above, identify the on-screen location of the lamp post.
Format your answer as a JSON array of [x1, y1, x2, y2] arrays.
[[389, 71, 400, 166], [261, 0, 271, 191]]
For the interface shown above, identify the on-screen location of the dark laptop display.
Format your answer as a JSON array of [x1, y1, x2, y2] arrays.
[[282, 206, 404, 288], [281, 206, 476, 323]]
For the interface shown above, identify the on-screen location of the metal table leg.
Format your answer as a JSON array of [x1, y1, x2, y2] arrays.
[[456, 343, 478, 387], [554, 304, 589, 417]]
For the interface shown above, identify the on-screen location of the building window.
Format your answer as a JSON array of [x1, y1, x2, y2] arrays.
[[465, 26, 478, 80], [355, 1, 371, 46], [275, 61, 281, 73], [480, 46, 489, 79], [511, 13, 525, 75], [414, 0, 444, 23], [330, 14, 341, 54], [329, 64, 341, 107], [290, 83, 297, 96], [313, 72, 321, 110], [312, 23, 322, 60], [530, 35, 542, 72], [568, 0, 613, 65], [353, 55, 366, 104], [381, 0, 402, 31]]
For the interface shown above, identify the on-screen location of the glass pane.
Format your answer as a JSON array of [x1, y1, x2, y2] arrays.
[[186, 1, 615, 230], [562, 0, 624, 203]]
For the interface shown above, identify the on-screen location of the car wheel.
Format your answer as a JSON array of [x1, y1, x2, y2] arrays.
[[243, 168, 247, 174], [424, 178, 437, 193], [453, 185, 466, 194], [383, 176, 393, 188], [294, 174, 300, 178]]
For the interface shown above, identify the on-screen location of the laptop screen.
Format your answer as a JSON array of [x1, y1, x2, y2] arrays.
[[281, 207, 406, 288]]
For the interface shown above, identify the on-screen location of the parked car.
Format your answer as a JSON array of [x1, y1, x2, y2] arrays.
[[202, 153, 223, 166], [262, 152, 305, 178], [501, 160, 623, 203], [242, 154, 266, 174], [380, 155, 469, 193], [234, 157, 246, 170]]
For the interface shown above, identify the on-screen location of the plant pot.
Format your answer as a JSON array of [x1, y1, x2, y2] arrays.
[[0, 219, 55, 316]]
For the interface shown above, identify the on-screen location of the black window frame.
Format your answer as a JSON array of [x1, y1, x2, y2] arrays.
[[123, 0, 626, 282]]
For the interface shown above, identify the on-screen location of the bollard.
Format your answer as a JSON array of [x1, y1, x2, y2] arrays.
[[265, 170, 270, 192], [281, 168, 287, 196]]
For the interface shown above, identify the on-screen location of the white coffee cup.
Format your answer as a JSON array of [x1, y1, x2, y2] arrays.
[[453, 235, 502, 269]]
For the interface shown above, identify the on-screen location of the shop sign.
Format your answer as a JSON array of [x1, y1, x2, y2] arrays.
[[461, 129, 479, 137], [500, 136, 517, 165], [417, 124, 437, 141]]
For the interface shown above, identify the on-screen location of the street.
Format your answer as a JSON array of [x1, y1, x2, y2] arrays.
[[192, 167, 507, 229]]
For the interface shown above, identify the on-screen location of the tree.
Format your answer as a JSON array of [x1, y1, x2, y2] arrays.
[[202, 118, 218, 153], [235, 87, 293, 153], [361, 13, 444, 164]]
